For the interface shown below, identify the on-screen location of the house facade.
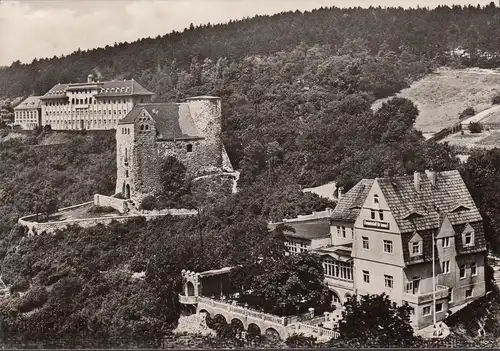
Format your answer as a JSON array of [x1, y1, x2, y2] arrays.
[[115, 96, 233, 205], [39, 74, 153, 130], [273, 170, 487, 330], [14, 96, 42, 130]]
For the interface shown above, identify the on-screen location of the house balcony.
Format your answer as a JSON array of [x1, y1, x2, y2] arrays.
[[178, 294, 199, 305], [404, 285, 449, 305]]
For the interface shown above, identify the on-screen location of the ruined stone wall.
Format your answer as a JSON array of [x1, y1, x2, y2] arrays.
[[94, 194, 128, 213], [115, 124, 136, 196], [186, 98, 223, 171], [131, 119, 159, 204]]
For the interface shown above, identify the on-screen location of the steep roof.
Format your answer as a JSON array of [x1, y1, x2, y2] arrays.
[[269, 218, 330, 240], [330, 179, 374, 222], [376, 170, 482, 234], [93, 79, 153, 97], [118, 103, 202, 140], [41, 79, 153, 100], [14, 96, 42, 110]]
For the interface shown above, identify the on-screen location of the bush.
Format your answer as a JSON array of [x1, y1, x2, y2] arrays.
[[140, 195, 156, 211], [87, 205, 116, 214], [18, 286, 48, 313], [469, 122, 483, 133], [459, 107, 476, 119], [492, 95, 500, 105], [114, 193, 125, 199], [285, 334, 317, 348], [10, 278, 30, 294]]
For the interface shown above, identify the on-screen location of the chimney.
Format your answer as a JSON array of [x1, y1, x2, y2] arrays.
[[414, 171, 421, 191], [338, 186, 344, 201], [425, 169, 437, 186], [87, 73, 93, 83], [326, 207, 333, 216], [383, 169, 390, 178]]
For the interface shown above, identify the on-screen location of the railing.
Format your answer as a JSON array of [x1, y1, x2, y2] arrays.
[[178, 294, 198, 304], [292, 323, 339, 339], [404, 285, 450, 305], [197, 296, 310, 327]]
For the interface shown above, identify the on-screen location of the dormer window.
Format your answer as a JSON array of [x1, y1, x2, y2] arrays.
[[462, 223, 475, 247], [409, 232, 423, 257], [187, 144, 193, 152], [411, 241, 422, 255]]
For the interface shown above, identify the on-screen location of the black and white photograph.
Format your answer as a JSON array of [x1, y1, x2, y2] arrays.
[[1, 0, 500, 348]]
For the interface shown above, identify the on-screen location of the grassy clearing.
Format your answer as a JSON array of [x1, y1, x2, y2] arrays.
[[373, 67, 500, 133]]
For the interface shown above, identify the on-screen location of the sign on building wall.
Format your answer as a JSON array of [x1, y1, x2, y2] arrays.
[[363, 219, 390, 230]]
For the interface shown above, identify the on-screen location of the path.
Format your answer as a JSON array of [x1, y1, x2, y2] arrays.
[[460, 105, 500, 126]]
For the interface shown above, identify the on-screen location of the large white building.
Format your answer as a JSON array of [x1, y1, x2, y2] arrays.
[[14, 96, 42, 130], [39, 74, 153, 130]]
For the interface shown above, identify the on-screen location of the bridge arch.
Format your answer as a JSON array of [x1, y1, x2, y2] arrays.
[[231, 318, 245, 337], [265, 327, 281, 341], [247, 323, 261, 339]]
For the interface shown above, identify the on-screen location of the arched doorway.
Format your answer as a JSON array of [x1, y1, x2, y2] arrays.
[[345, 293, 352, 301], [332, 290, 341, 305], [186, 281, 195, 296]]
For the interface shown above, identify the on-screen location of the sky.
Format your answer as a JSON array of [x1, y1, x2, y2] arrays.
[[0, 0, 495, 66]]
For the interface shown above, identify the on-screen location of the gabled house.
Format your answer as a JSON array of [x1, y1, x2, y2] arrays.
[[271, 170, 487, 330]]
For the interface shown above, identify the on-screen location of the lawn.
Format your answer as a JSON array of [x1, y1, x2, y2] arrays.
[[372, 67, 500, 133]]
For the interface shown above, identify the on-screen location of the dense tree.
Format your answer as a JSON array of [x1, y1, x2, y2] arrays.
[[230, 253, 332, 316], [336, 293, 414, 345]]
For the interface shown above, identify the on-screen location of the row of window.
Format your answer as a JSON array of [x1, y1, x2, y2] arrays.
[[46, 98, 130, 106], [284, 241, 307, 254], [45, 119, 118, 125], [121, 128, 131, 135], [361, 234, 474, 256], [323, 257, 353, 281], [45, 109, 128, 116], [16, 111, 37, 118], [336, 226, 350, 238], [370, 209, 384, 221]]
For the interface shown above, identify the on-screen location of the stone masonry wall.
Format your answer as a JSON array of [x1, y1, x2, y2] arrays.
[[115, 124, 136, 196], [94, 194, 128, 213], [186, 98, 223, 171]]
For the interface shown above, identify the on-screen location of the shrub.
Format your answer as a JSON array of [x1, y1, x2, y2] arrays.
[[140, 195, 157, 211], [87, 205, 116, 214], [10, 278, 30, 294], [285, 334, 317, 347], [492, 95, 500, 105], [114, 193, 125, 199], [19, 286, 48, 313], [459, 107, 475, 119], [469, 122, 483, 133]]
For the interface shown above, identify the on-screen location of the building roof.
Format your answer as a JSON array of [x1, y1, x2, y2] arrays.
[[93, 79, 153, 97], [311, 243, 353, 261], [118, 103, 203, 140], [330, 179, 374, 222], [14, 96, 42, 110], [377, 170, 486, 265], [40, 79, 153, 100], [376, 170, 482, 234], [269, 218, 330, 240]]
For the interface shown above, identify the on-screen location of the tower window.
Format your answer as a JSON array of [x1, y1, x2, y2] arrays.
[[187, 144, 193, 152]]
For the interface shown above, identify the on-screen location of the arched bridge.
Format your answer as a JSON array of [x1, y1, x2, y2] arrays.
[[179, 295, 339, 340]]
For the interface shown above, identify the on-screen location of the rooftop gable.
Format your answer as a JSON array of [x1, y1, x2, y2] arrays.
[[376, 170, 482, 234], [330, 179, 374, 222], [118, 103, 202, 140], [436, 215, 456, 239]]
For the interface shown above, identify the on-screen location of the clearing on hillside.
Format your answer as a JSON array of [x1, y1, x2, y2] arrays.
[[372, 67, 500, 133]]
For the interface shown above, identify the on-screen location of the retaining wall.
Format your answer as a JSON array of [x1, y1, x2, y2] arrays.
[[19, 203, 198, 236], [94, 194, 128, 213]]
